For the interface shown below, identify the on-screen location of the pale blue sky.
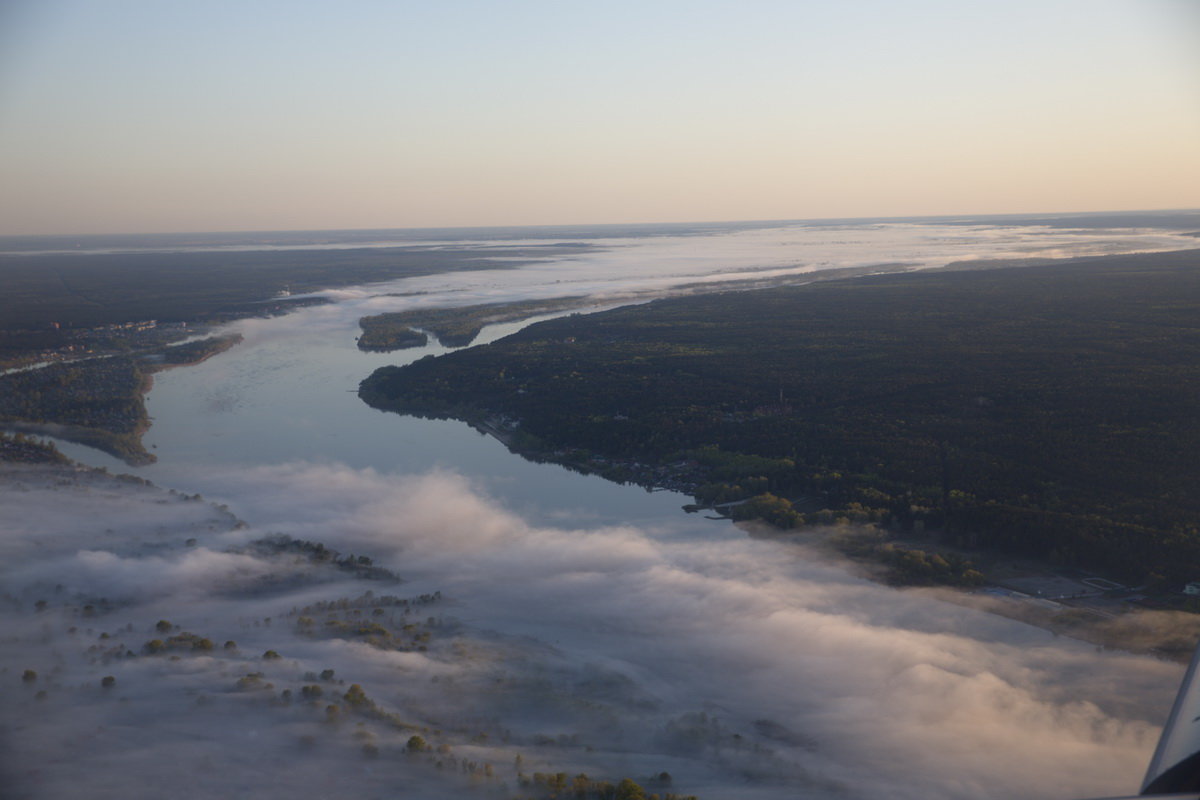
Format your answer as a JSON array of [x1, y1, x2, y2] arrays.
[[0, 0, 1196, 234]]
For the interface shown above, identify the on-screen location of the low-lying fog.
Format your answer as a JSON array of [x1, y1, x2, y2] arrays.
[[0, 463, 1181, 800], [307, 220, 1199, 319], [5, 220, 1197, 799]]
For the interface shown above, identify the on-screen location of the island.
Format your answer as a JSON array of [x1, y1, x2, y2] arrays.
[[357, 296, 591, 351], [361, 248, 1200, 601]]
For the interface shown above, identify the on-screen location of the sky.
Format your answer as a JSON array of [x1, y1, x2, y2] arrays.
[[0, 0, 1197, 235]]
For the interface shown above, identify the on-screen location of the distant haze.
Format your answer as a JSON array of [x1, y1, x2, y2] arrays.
[[0, 0, 1197, 235]]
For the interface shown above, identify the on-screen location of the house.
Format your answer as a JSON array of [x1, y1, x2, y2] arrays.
[[1183, 582, 1200, 596]]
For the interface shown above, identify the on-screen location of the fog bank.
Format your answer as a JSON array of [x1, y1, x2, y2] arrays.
[[0, 462, 1181, 799]]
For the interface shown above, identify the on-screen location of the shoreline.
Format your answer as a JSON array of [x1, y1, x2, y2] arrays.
[[0, 419, 156, 466], [458, 401, 1200, 665], [0, 333, 243, 467]]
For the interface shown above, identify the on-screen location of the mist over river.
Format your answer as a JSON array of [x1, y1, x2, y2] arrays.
[[5, 218, 1198, 799]]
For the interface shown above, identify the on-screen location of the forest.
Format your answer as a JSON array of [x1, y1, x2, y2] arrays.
[[0, 334, 241, 465], [361, 249, 1200, 587], [0, 243, 586, 333]]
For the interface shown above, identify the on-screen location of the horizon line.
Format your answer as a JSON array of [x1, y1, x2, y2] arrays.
[[1, 206, 1198, 242]]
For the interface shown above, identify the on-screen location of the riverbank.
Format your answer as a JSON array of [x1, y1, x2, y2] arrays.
[[803, 524, 1200, 662], [455, 416, 1200, 664], [0, 333, 243, 466]]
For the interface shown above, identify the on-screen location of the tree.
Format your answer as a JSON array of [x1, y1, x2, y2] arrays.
[[729, 493, 802, 528], [616, 778, 646, 800], [343, 684, 368, 707]]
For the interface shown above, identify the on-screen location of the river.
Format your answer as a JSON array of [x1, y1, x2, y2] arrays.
[[49, 217, 1197, 521], [15, 217, 1200, 800]]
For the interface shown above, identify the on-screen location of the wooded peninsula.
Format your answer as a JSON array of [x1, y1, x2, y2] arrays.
[[361, 249, 1200, 590], [0, 333, 242, 464]]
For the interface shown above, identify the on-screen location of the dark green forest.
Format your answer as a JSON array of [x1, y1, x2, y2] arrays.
[[361, 249, 1200, 586], [0, 244, 586, 363], [0, 357, 153, 463]]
